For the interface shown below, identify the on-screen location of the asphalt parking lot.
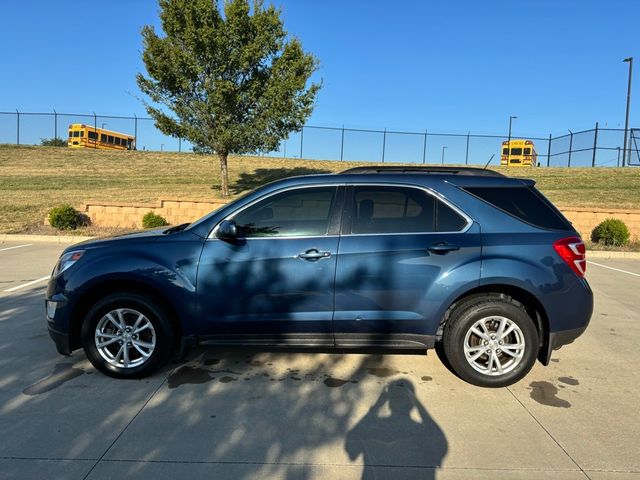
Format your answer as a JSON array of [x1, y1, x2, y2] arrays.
[[0, 240, 639, 480]]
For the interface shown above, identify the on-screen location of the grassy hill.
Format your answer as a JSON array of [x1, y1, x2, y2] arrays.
[[1, 144, 639, 233]]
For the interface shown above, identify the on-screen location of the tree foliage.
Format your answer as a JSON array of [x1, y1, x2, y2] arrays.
[[137, 0, 320, 195]]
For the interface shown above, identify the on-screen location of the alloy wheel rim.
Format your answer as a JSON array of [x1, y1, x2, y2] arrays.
[[463, 316, 525, 376], [95, 308, 156, 368]]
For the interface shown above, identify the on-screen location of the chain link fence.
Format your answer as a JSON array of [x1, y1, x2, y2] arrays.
[[1, 110, 638, 167]]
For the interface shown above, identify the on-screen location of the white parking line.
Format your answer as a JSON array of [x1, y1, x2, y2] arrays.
[[3, 275, 51, 292], [0, 244, 32, 252], [588, 261, 640, 278]]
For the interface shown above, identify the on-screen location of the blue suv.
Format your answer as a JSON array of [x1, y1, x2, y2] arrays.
[[45, 166, 592, 387]]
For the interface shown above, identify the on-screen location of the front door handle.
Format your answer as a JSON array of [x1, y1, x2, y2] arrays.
[[428, 242, 460, 254], [298, 249, 332, 261]]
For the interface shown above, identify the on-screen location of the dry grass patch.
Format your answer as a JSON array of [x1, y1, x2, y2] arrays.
[[1, 145, 639, 233]]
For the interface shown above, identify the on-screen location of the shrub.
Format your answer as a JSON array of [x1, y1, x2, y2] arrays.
[[591, 218, 631, 246], [142, 211, 169, 229], [40, 137, 67, 147], [48, 205, 81, 230]]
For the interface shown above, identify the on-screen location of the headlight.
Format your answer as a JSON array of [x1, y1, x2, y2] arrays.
[[53, 250, 85, 276]]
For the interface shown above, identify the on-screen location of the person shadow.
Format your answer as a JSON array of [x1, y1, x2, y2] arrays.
[[345, 379, 448, 480]]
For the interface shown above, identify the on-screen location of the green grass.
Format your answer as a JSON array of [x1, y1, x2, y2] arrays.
[[1, 144, 639, 233]]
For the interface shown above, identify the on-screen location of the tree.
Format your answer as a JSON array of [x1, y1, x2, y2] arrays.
[[137, 0, 320, 196], [40, 137, 67, 147]]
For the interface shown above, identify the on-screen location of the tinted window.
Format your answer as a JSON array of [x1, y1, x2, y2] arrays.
[[524, 147, 531, 155], [502, 148, 508, 155], [108, 135, 114, 143], [436, 200, 467, 231], [88, 131, 97, 140], [234, 187, 336, 238], [510, 148, 522, 155], [115, 137, 121, 146], [68, 131, 73, 138], [72, 131, 80, 137], [464, 187, 572, 230], [101, 134, 107, 142]]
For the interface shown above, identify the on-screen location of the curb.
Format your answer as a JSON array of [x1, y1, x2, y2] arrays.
[[0, 234, 94, 245], [586, 250, 640, 259]]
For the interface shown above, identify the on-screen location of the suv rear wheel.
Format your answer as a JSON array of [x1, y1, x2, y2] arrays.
[[81, 293, 174, 379], [443, 295, 539, 387]]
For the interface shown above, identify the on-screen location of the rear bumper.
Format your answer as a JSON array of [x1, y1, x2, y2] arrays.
[[539, 326, 587, 365]]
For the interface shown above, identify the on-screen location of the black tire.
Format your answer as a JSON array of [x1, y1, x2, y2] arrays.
[[442, 294, 539, 388], [81, 293, 174, 379]]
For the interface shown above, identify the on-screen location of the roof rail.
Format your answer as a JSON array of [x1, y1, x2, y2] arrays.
[[340, 166, 504, 177]]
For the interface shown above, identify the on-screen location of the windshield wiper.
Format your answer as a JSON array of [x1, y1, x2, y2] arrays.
[[163, 223, 190, 234]]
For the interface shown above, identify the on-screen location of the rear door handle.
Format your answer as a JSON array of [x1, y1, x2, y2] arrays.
[[298, 249, 332, 261], [428, 242, 460, 254]]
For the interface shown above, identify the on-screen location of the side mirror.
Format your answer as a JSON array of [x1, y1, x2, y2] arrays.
[[216, 220, 237, 240]]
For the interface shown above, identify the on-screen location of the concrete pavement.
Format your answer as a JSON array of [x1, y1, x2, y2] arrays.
[[0, 241, 639, 479]]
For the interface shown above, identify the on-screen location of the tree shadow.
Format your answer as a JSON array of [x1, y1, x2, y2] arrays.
[[231, 167, 333, 194], [346, 379, 447, 480]]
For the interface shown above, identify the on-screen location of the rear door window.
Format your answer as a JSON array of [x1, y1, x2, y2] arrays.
[[349, 186, 467, 234], [464, 186, 572, 230]]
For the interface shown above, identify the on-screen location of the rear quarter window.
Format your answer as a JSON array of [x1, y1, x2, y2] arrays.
[[464, 186, 573, 231]]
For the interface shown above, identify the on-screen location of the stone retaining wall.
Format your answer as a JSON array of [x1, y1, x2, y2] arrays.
[[560, 207, 640, 241], [79, 199, 226, 229], [56, 200, 640, 240]]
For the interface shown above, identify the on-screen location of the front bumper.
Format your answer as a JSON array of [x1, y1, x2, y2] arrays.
[[48, 325, 71, 355]]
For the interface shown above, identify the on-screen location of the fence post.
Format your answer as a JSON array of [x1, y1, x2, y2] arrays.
[[465, 131, 470, 165], [617, 147, 621, 167], [299, 126, 304, 159], [340, 125, 344, 161], [134, 114, 138, 150], [567, 131, 573, 167], [422, 130, 427, 164], [591, 122, 599, 167], [93, 112, 97, 149], [16, 109, 20, 145], [53, 109, 57, 140], [547, 133, 552, 167], [382, 128, 387, 163], [178, 138, 182, 153]]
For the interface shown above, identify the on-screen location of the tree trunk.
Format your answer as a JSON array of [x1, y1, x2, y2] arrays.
[[218, 152, 229, 197]]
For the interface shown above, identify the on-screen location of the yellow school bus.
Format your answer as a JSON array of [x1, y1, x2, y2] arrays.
[[501, 139, 537, 167], [67, 124, 135, 150]]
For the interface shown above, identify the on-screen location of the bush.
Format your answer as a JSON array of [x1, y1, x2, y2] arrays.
[[591, 218, 631, 246], [40, 137, 67, 147], [142, 211, 169, 229], [48, 205, 81, 230]]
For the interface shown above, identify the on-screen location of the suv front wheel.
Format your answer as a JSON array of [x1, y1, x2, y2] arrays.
[[443, 295, 539, 387], [81, 293, 174, 379]]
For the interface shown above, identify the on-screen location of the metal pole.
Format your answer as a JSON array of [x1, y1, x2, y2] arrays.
[[382, 128, 386, 163], [567, 131, 573, 167], [16, 109, 19, 145], [422, 130, 427, 164], [53, 109, 57, 140], [622, 57, 633, 167], [465, 131, 470, 165], [299, 126, 304, 159], [547, 133, 552, 167], [340, 125, 344, 161], [507, 115, 516, 165], [617, 147, 621, 167], [134, 114, 138, 150], [93, 112, 97, 149], [178, 138, 182, 152], [591, 122, 599, 167], [441, 146, 447, 164]]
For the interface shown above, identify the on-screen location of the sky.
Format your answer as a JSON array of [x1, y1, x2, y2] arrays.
[[0, 0, 638, 164]]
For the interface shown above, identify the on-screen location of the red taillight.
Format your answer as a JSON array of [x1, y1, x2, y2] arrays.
[[553, 236, 586, 278]]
